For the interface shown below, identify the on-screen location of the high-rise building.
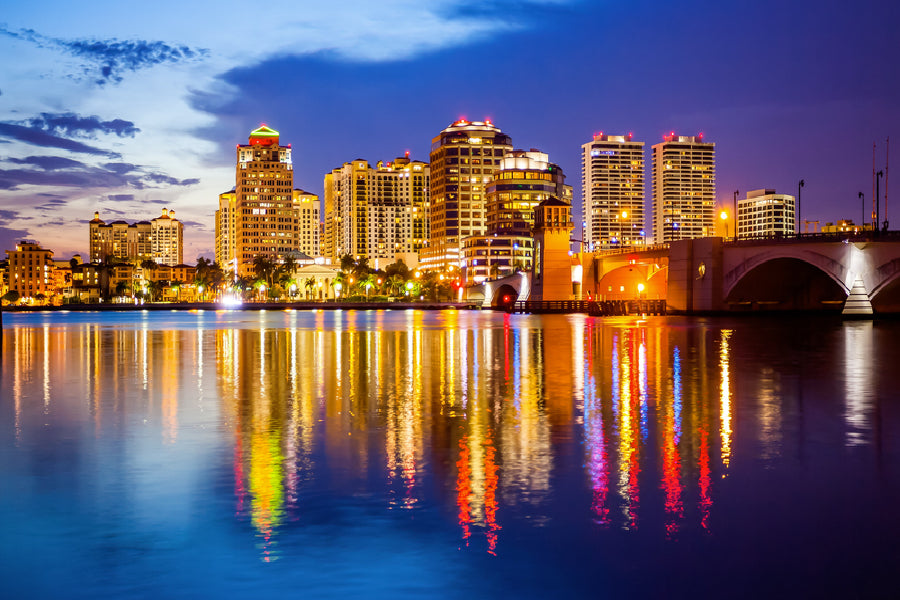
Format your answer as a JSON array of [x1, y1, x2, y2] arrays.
[[462, 149, 571, 283], [89, 209, 182, 265], [426, 119, 512, 270], [6, 240, 54, 299], [294, 189, 320, 258], [581, 133, 645, 250], [323, 155, 429, 265], [227, 125, 296, 277], [651, 134, 716, 243], [215, 189, 237, 269], [151, 208, 184, 266], [737, 189, 795, 239]]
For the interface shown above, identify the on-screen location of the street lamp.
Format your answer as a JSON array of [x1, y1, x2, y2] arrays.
[[720, 210, 729, 238], [798, 179, 805, 235]]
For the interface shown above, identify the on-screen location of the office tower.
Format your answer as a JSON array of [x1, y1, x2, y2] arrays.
[[6, 240, 54, 299], [89, 209, 181, 265], [293, 189, 320, 258], [581, 133, 645, 250], [151, 208, 184, 266], [230, 125, 296, 277], [215, 189, 237, 269], [323, 155, 429, 266], [651, 133, 716, 243], [426, 119, 513, 270], [737, 189, 796, 238], [462, 149, 571, 283]]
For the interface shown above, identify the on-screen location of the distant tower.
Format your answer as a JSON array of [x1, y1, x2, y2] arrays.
[[530, 198, 574, 301], [651, 133, 716, 243], [151, 208, 183, 266], [582, 133, 645, 250], [426, 119, 513, 271]]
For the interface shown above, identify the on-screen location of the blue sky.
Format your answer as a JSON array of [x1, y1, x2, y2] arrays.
[[1, 0, 898, 259]]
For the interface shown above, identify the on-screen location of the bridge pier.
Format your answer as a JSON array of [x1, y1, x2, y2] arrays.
[[842, 277, 874, 317]]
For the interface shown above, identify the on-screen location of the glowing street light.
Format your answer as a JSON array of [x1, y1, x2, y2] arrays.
[[720, 211, 729, 238]]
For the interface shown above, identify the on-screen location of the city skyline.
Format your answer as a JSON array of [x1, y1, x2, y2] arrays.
[[1, 0, 897, 259]]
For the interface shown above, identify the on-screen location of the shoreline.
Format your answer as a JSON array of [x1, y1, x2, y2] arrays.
[[1, 300, 482, 313]]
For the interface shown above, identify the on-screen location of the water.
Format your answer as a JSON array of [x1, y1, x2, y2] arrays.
[[1, 310, 899, 599]]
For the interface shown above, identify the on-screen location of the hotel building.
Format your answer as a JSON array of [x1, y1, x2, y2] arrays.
[[462, 149, 572, 283], [89, 208, 183, 265], [323, 155, 429, 266], [651, 134, 716, 243], [737, 189, 796, 239], [294, 189, 321, 258], [426, 119, 513, 270], [581, 133, 645, 250]]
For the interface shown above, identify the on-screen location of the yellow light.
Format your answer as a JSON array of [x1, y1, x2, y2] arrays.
[[621, 211, 628, 218], [720, 211, 728, 220], [637, 283, 645, 292]]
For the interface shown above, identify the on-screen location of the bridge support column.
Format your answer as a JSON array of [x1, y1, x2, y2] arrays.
[[842, 276, 873, 318], [667, 238, 725, 313]]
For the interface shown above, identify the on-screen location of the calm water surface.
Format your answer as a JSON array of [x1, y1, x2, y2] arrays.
[[1, 310, 899, 599]]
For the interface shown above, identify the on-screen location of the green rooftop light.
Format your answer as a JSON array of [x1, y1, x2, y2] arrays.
[[250, 125, 280, 137]]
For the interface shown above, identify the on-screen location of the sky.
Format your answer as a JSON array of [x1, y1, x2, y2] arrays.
[[1, 0, 898, 260]]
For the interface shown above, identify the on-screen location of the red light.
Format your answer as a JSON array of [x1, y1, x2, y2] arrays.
[[503, 295, 511, 303], [405, 150, 410, 157]]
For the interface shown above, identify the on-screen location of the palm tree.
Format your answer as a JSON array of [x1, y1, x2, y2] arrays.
[[304, 277, 316, 300]]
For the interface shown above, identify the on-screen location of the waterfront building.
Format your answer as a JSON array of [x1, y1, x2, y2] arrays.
[[323, 155, 429, 265], [215, 189, 237, 271], [294, 189, 321, 259], [5, 240, 54, 300], [89, 209, 182, 265], [582, 133, 645, 250], [651, 134, 716, 243], [737, 189, 796, 239], [821, 219, 874, 234], [219, 125, 298, 278], [425, 119, 513, 270], [462, 149, 571, 283]]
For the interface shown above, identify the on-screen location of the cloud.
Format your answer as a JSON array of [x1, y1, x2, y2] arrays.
[[0, 209, 21, 220], [107, 194, 135, 202], [0, 27, 208, 85], [0, 226, 32, 252], [8, 156, 88, 170], [103, 162, 139, 175], [142, 173, 200, 186], [27, 113, 140, 138], [0, 122, 118, 156]]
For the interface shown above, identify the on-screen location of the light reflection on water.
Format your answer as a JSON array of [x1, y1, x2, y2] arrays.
[[2, 310, 899, 598]]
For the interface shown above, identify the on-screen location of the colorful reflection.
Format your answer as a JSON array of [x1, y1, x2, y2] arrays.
[[4, 310, 839, 556]]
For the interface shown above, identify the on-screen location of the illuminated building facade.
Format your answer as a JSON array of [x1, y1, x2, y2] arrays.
[[529, 199, 574, 301], [226, 125, 297, 277], [323, 155, 429, 264], [651, 134, 716, 243], [6, 240, 54, 299], [215, 189, 237, 269], [293, 189, 321, 258], [462, 149, 571, 283], [89, 209, 182, 265], [581, 133, 645, 249], [737, 189, 796, 239], [426, 119, 512, 270], [151, 208, 184, 266]]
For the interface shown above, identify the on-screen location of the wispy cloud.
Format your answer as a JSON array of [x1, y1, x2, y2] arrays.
[[0, 122, 118, 156], [0, 27, 208, 85], [8, 156, 88, 170], [27, 113, 140, 138]]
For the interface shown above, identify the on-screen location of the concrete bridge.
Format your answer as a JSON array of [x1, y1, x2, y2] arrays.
[[582, 233, 900, 315], [465, 233, 900, 315]]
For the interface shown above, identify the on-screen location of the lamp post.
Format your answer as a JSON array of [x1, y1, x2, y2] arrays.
[[733, 190, 739, 240], [859, 192, 865, 230], [720, 211, 729, 238], [798, 179, 805, 236], [876, 170, 884, 235]]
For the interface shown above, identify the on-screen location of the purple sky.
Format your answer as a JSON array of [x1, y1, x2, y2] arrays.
[[1, 0, 897, 259]]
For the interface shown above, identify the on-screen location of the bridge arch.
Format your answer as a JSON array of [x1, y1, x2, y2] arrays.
[[724, 247, 850, 299], [725, 256, 847, 311], [870, 257, 900, 312], [595, 263, 667, 300]]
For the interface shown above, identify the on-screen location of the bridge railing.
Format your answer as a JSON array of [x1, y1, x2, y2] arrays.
[[508, 299, 667, 316]]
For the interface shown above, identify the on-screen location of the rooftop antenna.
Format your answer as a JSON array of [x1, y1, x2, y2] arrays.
[[886, 137, 890, 229]]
